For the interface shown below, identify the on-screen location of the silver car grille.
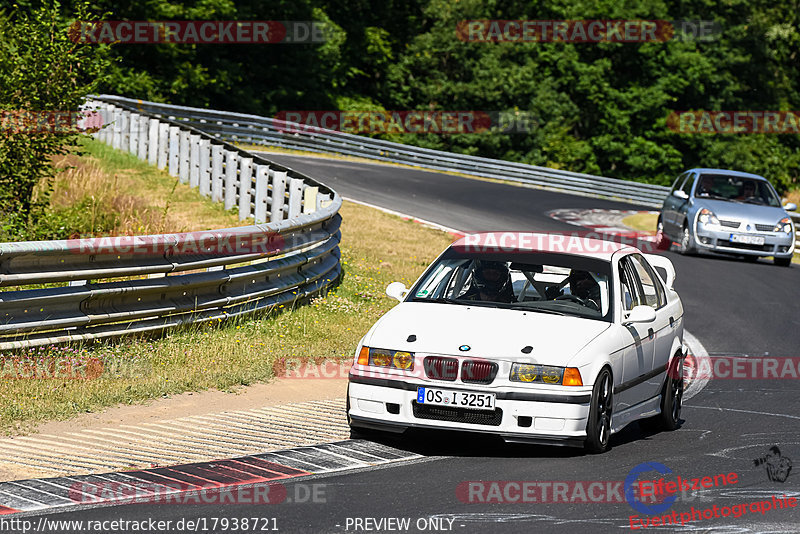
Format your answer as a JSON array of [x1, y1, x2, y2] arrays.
[[754, 223, 775, 232], [719, 220, 740, 229]]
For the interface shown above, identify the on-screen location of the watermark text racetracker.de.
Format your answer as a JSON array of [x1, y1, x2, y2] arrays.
[[69, 20, 331, 44], [68, 480, 327, 505], [456, 20, 720, 43], [668, 110, 800, 134], [0, 110, 103, 135], [274, 110, 537, 135], [674, 355, 800, 380]]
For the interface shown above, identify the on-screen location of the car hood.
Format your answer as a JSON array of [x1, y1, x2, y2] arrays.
[[698, 199, 788, 224], [364, 302, 611, 364]]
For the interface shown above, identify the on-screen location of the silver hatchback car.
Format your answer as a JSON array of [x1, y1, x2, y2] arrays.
[[657, 169, 796, 266]]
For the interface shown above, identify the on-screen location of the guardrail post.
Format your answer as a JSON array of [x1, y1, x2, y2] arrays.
[[96, 105, 108, 143], [111, 107, 121, 149], [254, 165, 269, 223], [317, 193, 332, 211], [287, 178, 303, 219], [128, 112, 139, 154], [270, 170, 287, 222], [147, 119, 159, 166], [157, 123, 169, 170], [168, 126, 180, 176], [223, 150, 238, 209], [211, 145, 224, 202], [137, 115, 148, 160], [303, 186, 318, 215], [120, 111, 130, 152], [199, 139, 211, 196], [238, 158, 254, 220], [189, 134, 201, 188], [179, 130, 191, 184]]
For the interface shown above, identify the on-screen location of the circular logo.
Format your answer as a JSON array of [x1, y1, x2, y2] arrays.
[[625, 461, 677, 515], [459, 345, 471, 352]]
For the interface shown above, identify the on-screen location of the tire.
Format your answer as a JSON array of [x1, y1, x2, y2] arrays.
[[680, 225, 696, 255], [584, 368, 613, 454], [659, 356, 684, 430], [641, 355, 684, 432], [654, 219, 670, 251], [774, 256, 792, 267]]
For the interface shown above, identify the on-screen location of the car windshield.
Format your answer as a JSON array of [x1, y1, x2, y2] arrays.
[[694, 174, 782, 207], [410, 251, 613, 322]]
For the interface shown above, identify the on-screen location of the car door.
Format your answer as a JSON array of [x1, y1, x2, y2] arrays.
[[615, 255, 656, 410], [627, 254, 673, 400], [673, 172, 696, 234], [662, 172, 688, 236]]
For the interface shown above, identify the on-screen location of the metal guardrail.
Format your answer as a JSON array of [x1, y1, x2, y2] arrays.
[[96, 94, 800, 251], [94, 95, 672, 208], [0, 98, 342, 350]]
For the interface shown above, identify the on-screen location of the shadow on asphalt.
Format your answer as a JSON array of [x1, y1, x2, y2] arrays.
[[356, 418, 685, 460]]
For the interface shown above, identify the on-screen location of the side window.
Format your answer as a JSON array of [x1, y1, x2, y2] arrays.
[[670, 172, 688, 193], [618, 258, 640, 311], [628, 255, 665, 309], [681, 173, 695, 197]]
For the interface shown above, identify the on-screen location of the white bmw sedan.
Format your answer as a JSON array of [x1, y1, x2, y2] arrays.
[[347, 232, 687, 453]]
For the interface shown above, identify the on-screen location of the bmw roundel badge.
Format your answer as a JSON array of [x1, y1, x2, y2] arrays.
[[459, 345, 471, 352]]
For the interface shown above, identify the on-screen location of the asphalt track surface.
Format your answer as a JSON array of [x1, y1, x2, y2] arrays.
[[22, 155, 800, 533]]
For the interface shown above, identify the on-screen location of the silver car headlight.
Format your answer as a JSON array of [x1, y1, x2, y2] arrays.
[[773, 217, 793, 233], [698, 208, 720, 226]]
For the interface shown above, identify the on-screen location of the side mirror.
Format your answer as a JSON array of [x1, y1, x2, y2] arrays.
[[623, 305, 657, 325], [386, 282, 408, 302], [784, 202, 797, 213], [672, 190, 689, 200]]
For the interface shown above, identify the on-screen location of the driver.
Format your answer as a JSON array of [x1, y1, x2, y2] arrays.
[[468, 260, 514, 302], [567, 270, 601, 308], [737, 180, 756, 200]]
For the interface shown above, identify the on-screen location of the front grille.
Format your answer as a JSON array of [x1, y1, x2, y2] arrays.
[[461, 360, 498, 384], [412, 401, 503, 426], [721, 240, 771, 252], [755, 224, 775, 232], [423, 356, 459, 381], [719, 220, 740, 228]]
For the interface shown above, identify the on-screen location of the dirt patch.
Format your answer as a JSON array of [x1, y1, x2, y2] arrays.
[[32, 377, 347, 436]]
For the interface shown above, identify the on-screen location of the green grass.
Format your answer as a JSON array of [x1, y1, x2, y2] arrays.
[[0, 140, 453, 434]]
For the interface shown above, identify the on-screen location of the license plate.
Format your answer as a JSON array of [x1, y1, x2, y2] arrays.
[[730, 234, 765, 245], [416, 387, 496, 411]]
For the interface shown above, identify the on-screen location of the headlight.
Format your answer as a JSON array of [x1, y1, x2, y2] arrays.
[[510, 363, 583, 386], [698, 208, 720, 226], [357, 347, 414, 371], [773, 217, 793, 233]]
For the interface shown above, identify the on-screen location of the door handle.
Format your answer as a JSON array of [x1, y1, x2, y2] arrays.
[[669, 316, 674, 327], [648, 328, 654, 339]]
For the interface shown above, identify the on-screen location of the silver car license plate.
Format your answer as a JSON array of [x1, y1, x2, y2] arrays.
[[730, 234, 765, 245]]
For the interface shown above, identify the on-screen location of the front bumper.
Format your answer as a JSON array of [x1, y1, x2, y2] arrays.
[[347, 373, 592, 446], [694, 222, 794, 258]]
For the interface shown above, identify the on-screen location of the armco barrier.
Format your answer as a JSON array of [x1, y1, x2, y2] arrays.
[[95, 95, 799, 250], [0, 99, 342, 350], [94, 95, 672, 207]]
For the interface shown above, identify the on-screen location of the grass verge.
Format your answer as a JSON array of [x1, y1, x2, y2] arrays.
[[0, 140, 453, 435]]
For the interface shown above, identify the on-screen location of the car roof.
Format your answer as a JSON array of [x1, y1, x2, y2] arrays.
[[686, 168, 767, 180], [450, 232, 640, 261]]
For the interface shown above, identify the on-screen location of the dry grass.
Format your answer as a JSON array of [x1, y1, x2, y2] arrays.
[[0, 140, 454, 434], [622, 212, 658, 234]]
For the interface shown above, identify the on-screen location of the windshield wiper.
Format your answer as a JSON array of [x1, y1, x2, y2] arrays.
[[412, 296, 468, 305], [504, 304, 567, 316]]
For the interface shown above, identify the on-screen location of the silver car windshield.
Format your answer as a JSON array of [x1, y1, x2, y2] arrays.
[[410, 253, 613, 322], [695, 174, 781, 207]]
